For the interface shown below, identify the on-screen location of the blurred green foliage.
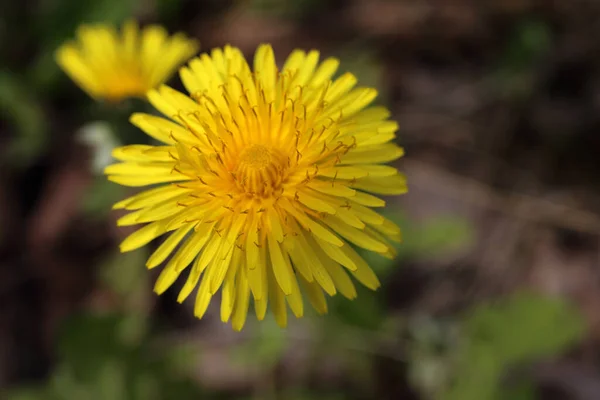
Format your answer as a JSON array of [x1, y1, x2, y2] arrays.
[[7, 314, 205, 400], [422, 292, 586, 400], [0, 72, 47, 167], [495, 18, 552, 100]]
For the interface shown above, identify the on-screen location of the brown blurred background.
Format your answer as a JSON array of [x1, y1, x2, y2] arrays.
[[1, 0, 600, 399]]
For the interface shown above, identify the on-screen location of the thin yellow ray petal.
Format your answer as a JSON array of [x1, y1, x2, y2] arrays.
[[158, 84, 200, 113], [307, 180, 356, 197], [285, 267, 304, 318], [348, 106, 390, 123], [173, 221, 216, 272], [141, 25, 167, 77], [341, 143, 404, 165], [255, 296, 268, 321], [221, 257, 240, 323], [250, 245, 269, 313], [120, 221, 167, 252], [351, 191, 386, 207], [369, 215, 401, 236], [130, 113, 193, 145], [309, 57, 339, 88], [323, 87, 377, 120], [209, 244, 235, 295], [351, 173, 408, 195], [318, 166, 369, 180], [232, 268, 251, 331], [113, 185, 190, 210], [176, 256, 203, 303], [210, 215, 246, 293], [358, 165, 399, 177], [268, 266, 287, 328], [105, 162, 176, 176], [324, 72, 357, 103], [282, 50, 306, 75], [254, 44, 277, 101], [333, 206, 365, 229], [146, 223, 194, 268], [266, 208, 284, 243], [292, 50, 319, 87], [191, 230, 224, 274], [339, 244, 381, 290], [112, 145, 174, 163], [121, 19, 138, 61], [129, 197, 186, 224], [322, 215, 388, 253], [153, 258, 181, 295], [281, 200, 343, 247], [315, 240, 357, 271], [294, 228, 337, 295], [283, 236, 313, 282], [297, 190, 337, 214], [107, 172, 189, 187], [193, 267, 214, 318], [348, 202, 385, 226], [268, 236, 292, 295], [299, 275, 328, 315], [315, 249, 356, 300], [55, 44, 101, 97]]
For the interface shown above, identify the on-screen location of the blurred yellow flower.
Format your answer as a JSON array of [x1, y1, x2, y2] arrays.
[[106, 44, 406, 330], [56, 21, 199, 102]]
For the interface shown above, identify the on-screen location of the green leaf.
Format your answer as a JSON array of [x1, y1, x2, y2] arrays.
[[443, 292, 586, 400], [443, 343, 502, 400], [464, 292, 585, 366]]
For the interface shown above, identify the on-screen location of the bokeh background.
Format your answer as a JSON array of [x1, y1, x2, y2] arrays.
[[1, 0, 600, 399]]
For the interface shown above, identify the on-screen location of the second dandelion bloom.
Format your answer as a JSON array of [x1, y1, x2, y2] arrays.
[[56, 21, 199, 102], [106, 44, 406, 330]]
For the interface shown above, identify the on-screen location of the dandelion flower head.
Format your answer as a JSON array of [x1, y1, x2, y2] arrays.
[[106, 44, 406, 330], [56, 21, 199, 102]]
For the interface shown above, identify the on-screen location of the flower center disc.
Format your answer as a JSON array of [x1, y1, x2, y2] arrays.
[[235, 144, 287, 198], [240, 144, 272, 169]]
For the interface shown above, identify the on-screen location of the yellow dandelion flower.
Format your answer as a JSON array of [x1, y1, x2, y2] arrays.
[[56, 21, 199, 102], [106, 44, 407, 330]]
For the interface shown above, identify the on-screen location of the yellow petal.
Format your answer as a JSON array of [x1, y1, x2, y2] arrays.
[[268, 236, 292, 295], [232, 268, 251, 331], [120, 221, 167, 252], [323, 215, 388, 253], [299, 275, 328, 314], [146, 223, 194, 268]]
